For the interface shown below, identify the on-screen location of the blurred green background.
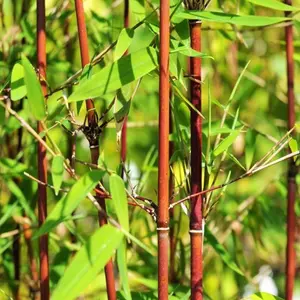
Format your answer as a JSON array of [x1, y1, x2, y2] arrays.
[[0, 0, 300, 299]]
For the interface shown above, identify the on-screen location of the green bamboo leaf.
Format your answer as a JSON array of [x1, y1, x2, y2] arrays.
[[68, 47, 158, 102], [248, 0, 298, 11], [117, 240, 132, 300], [33, 170, 105, 238], [6, 180, 36, 222], [115, 28, 134, 61], [213, 128, 242, 157], [51, 155, 65, 196], [110, 174, 129, 232], [175, 11, 289, 27], [52, 225, 123, 300], [170, 40, 213, 58], [21, 55, 46, 120], [0, 157, 27, 174], [205, 227, 244, 276], [242, 292, 284, 300], [289, 138, 298, 161], [10, 63, 26, 101]]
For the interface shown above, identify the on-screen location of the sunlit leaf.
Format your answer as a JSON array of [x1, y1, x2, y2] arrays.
[[10, 63, 26, 101], [213, 128, 242, 157], [175, 11, 289, 27], [51, 155, 65, 196], [52, 225, 123, 300], [21, 55, 46, 120], [248, 0, 298, 11], [115, 28, 134, 61], [110, 174, 129, 231], [34, 171, 105, 238], [69, 47, 158, 102], [289, 138, 298, 161]]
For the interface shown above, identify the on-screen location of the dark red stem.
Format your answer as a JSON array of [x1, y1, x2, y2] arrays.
[[285, 1, 296, 299], [37, 1, 49, 299], [157, 0, 170, 298], [74, 1, 116, 299], [189, 21, 203, 300]]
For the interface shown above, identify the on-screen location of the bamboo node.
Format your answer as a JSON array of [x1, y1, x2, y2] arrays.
[[157, 227, 170, 231], [189, 229, 203, 234]]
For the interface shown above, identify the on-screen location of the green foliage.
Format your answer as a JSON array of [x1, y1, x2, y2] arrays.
[[68, 47, 158, 102], [51, 155, 65, 196], [248, 0, 299, 11], [1, 1, 300, 299], [34, 171, 105, 238], [52, 225, 123, 300], [21, 55, 46, 120], [175, 11, 289, 26]]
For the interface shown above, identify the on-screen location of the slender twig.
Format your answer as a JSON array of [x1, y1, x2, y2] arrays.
[[170, 150, 300, 210]]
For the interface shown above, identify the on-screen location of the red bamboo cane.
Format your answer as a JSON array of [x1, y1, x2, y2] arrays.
[[37, 1, 49, 299], [284, 1, 296, 299], [189, 20, 203, 300], [74, 1, 116, 299], [157, 0, 170, 297]]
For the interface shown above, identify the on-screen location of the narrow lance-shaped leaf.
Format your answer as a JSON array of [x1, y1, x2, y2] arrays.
[[10, 63, 26, 101], [248, 0, 299, 11], [51, 155, 65, 196], [117, 240, 132, 300], [205, 227, 244, 276], [213, 128, 242, 157], [52, 225, 123, 300], [33, 170, 105, 238], [21, 55, 46, 120], [114, 28, 134, 61], [6, 180, 36, 222], [289, 138, 298, 162], [175, 11, 289, 27], [68, 47, 158, 102], [110, 174, 129, 231]]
